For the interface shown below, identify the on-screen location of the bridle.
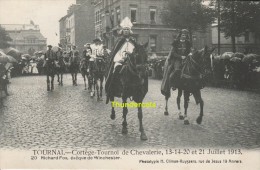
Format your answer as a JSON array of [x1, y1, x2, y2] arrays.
[[126, 48, 148, 80]]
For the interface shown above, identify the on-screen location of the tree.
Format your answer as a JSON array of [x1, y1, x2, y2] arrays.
[[0, 25, 12, 49], [161, 0, 216, 45], [219, 1, 260, 52]]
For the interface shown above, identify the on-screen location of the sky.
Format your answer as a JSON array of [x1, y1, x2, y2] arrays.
[[0, 0, 76, 46]]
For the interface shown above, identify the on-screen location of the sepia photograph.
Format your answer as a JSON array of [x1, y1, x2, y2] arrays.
[[0, 0, 260, 169]]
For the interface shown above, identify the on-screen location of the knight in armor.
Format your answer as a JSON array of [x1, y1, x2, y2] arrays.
[[105, 17, 139, 102], [169, 29, 192, 90]]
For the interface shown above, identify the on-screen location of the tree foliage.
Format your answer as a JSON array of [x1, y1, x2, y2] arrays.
[[161, 0, 216, 35], [220, 1, 260, 38], [0, 25, 12, 49]]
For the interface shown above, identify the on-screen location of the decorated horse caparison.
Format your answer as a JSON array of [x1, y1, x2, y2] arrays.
[[162, 46, 215, 125], [105, 42, 149, 140]]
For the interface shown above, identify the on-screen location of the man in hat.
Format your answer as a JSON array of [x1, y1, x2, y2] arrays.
[[105, 17, 139, 102], [90, 38, 103, 59], [80, 43, 92, 70], [161, 29, 192, 98], [43, 45, 57, 67]]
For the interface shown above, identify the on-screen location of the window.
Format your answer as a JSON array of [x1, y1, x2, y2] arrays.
[[245, 31, 250, 42], [26, 38, 36, 44], [150, 7, 156, 24], [150, 35, 157, 52], [131, 8, 137, 23], [110, 10, 114, 27], [116, 7, 121, 25]]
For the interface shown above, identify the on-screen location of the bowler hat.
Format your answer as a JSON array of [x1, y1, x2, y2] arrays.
[[47, 45, 52, 48]]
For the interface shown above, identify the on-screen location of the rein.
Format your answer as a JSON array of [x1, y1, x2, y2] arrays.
[[126, 52, 147, 78]]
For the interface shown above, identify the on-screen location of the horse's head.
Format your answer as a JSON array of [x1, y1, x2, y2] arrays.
[[94, 57, 106, 72], [192, 46, 215, 73], [128, 42, 149, 79]]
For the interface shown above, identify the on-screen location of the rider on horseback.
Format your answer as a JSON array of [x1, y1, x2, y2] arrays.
[[44, 45, 57, 67], [88, 38, 104, 71], [105, 17, 138, 102], [161, 29, 192, 98], [169, 29, 192, 90]]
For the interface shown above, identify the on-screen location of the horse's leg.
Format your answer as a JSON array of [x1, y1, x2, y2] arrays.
[[195, 90, 204, 124], [183, 90, 190, 125], [47, 75, 50, 91], [138, 104, 148, 140], [177, 89, 184, 120], [88, 74, 92, 92], [96, 78, 100, 101], [71, 73, 74, 85], [122, 97, 128, 134], [61, 73, 63, 86], [164, 96, 169, 115], [93, 78, 96, 97], [4, 79, 9, 96], [100, 76, 103, 98], [57, 73, 60, 83], [83, 74, 87, 90], [51, 75, 54, 91], [110, 96, 116, 120], [75, 73, 78, 86]]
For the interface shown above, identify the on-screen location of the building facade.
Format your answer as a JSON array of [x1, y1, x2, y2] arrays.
[[93, 0, 211, 57], [59, 0, 95, 53], [211, 24, 260, 54], [1, 23, 47, 55]]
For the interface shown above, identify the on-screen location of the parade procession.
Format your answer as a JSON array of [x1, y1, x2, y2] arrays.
[[0, 1, 260, 168]]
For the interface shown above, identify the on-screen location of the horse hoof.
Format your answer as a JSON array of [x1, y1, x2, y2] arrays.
[[196, 116, 203, 124], [122, 127, 128, 134], [110, 112, 115, 120], [184, 119, 190, 125], [140, 133, 148, 141], [164, 111, 169, 116], [179, 115, 184, 120]]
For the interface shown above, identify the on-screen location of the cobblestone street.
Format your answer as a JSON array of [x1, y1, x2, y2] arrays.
[[0, 75, 260, 150]]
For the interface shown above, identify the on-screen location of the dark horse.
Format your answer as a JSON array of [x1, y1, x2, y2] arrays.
[[44, 59, 57, 91], [107, 42, 149, 140], [164, 46, 214, 125], [80, 59, 91, 90], [69, 56, 80, 86], [0, 63, 9, 96], [56, 55, 67, 86], [89, 57, 106, 101]]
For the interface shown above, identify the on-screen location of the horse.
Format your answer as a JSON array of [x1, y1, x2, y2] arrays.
[[0, 63, 9, 96], [164, 46, 215, 125], [89, 56, 106, 100], [44, 59, 57, 91], [69, 55, 80, 86], [107, 42, 149, 140], [80, 59, 91, 90], [56, 55, 67, 86]]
